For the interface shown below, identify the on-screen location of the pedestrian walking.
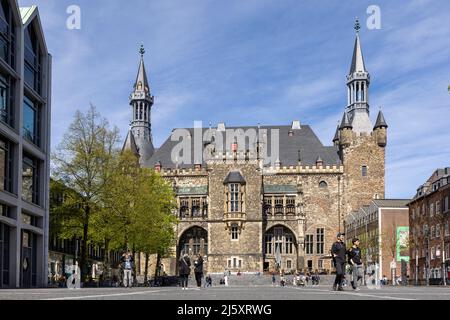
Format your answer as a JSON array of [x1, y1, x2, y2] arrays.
[[194, 254, 204, 289], [120, 251, 134, 288], [348, 238, 363, 291], [331, 232, 347, 291], [272, 273, 276, 286], [314, 270, 320, 285], [224, 270, 229, 286], [179, 254, 191, 290], [205, 274, 212, 288]]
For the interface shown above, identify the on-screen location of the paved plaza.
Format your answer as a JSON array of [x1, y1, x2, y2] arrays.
[[0, 285, 449, 300]]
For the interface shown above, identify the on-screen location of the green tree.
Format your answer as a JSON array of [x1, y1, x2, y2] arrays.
[[51, 105, 120, 281], [97, 150, 177, 283]]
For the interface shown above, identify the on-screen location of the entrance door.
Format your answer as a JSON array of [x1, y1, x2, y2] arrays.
[[307, 260, 313, 272], [21, 231, 33, 288]]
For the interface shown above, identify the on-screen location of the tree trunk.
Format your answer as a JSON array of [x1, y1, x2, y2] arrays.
[[103, 238, 110, 281], [144, 253, 149, 286], [80, 204, 90, 283], [154, 253, 161, 281], [132, 244, 137, 285]]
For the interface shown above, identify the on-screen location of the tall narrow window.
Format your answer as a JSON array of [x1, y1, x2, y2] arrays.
[[0, 222, 10, 287], [286, 197, 295, 215], [229, 184, 240, 212], [179, 198, 189, 218], [305, 234, 314, 255], [22, 155, 39, 205], [285, 234, 294, 254], [0, 0, 15, 68], [274, 228, 283, 254], [264, 197, 272, 215], [316, 228, 324, 255], [23, 97, 40, 146], [264, 234, 273, 255], [362, 166, 368, 177], [192, 198, 201, 217], [201, 198, 208, 217], [274, 197, 283, 215], [231, 224, 239, 241], [0, 74, 13, 126], [24, 24, 42, 93], [0, 137, 12, 192]]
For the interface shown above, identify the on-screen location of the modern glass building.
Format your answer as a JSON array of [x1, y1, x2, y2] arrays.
[[0, 0, 51, 288]]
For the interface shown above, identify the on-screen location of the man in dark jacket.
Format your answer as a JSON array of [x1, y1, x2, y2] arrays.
[[120, 251, 134, 288], [331, 233, 346, 291], [194, 254, 204, 289], [179, 254, 191, 290]]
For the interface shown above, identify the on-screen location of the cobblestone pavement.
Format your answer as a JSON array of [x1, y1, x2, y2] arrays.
[[0, 285, 449, 300]]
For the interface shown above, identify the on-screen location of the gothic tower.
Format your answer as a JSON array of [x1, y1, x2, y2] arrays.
[[337, 19, 388, 227], [124, 45, 155, 165]]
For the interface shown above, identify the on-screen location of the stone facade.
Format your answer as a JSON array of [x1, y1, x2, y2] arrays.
[[124, 29, 388, 276]]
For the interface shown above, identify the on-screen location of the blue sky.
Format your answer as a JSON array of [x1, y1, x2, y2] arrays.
[[19, 0, 450, 199]]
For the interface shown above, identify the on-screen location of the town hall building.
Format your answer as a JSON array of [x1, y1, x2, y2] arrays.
[[123, 23, 388, 275]]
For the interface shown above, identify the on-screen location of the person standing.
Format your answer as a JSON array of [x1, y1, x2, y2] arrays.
[[120, 251, 134, 288], [348, 238, 363, 291], [224, 270, 229, 287], [331, 233, 347, 291], [194, 254, 204, 289], [179, 254, 191, 290]]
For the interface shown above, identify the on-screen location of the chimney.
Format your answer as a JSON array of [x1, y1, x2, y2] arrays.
[[316, 156, 323, 167], [194, 163, 202, 171], [292, 120, 301, 130], [154, 161, 162, 172]]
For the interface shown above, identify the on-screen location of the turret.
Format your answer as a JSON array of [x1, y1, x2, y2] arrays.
[[373, 110, 388, 147], [339, 112, 353, 148]]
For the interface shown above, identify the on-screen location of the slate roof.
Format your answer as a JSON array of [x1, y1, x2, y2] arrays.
[[372, 199, 410, 208], [145, 125, 341, 169], [224, 171, 246, 184], [374, 111, 388, 129]]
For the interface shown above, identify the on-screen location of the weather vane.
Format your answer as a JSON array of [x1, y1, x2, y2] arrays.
[[354, 17, 361, 34], [139, 44, 145, 57]]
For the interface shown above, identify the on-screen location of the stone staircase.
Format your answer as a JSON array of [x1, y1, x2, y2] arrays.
[[206, 273, 336, 287]]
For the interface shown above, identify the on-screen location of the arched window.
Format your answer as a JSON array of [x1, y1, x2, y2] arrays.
[[274, 197, 283, 215], [191, 198, 201, 217], [286, 197, 296, 215], [179, 198, 189, 218], [319, 181, 328, 188]]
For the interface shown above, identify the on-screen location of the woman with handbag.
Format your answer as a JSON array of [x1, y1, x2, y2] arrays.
[[179, 254, 191, 290]]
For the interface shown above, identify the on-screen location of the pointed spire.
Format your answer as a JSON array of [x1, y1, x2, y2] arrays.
[[349, 18, 367, 74], [122, 130, 140, 157], [134, 45, 150, 94], [333, 124, 340, 142], [374, 110, 388, 129], [340, 112, 352, 130]]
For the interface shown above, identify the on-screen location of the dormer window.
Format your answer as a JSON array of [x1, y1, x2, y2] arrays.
[[224, 171, 246, 213]]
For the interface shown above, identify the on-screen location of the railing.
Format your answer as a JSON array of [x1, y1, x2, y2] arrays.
[[223, 212, 246, 221]]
